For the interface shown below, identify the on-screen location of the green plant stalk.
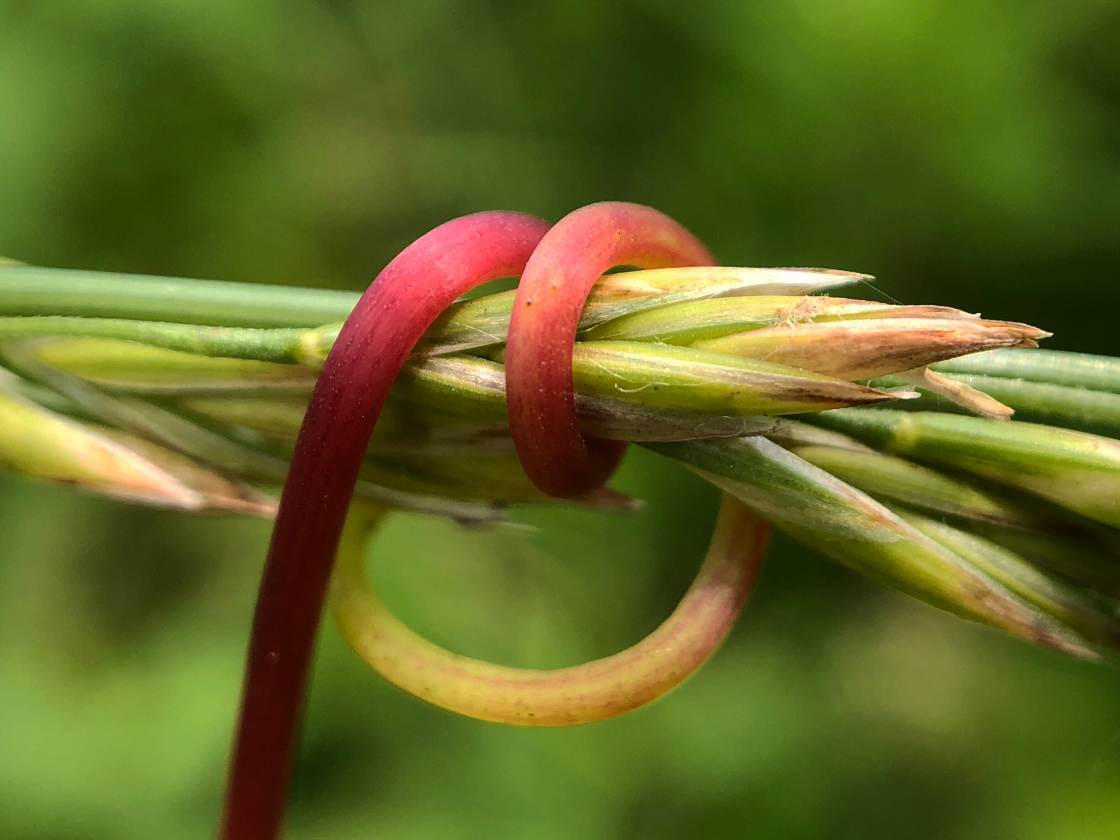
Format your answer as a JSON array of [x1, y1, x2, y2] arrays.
[[785, 439, 1062, 530], [0, 263, 860, 337], [780, 431, 1120, 598], [6, 335, 897, 427], [894, 371, 1120, 437], [878, 348, 1120, 435], [899, 510, 1119, 647], [966, 521, 1120, 596], [0, 346, 511, 521], [936, 348, 1120, 393], [648, 436, 1100, 657], [7, 294, 948, 381], [0, 266, 359, 327], [0, 316, 312, 364], [811, 409, 1120, 528], [4, 345, 1110, 654], [4, 265, 1120, 654], [5, 266, 1109, 386]]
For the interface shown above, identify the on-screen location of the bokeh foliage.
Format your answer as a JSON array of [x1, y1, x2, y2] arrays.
[[1, 1, 1119, 837]]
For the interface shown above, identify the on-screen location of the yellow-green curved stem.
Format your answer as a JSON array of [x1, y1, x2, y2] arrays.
[[330, 495, 770, 726]]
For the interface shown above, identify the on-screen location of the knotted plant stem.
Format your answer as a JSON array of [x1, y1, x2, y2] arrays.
[[506, 202, 717, 496], [331, 495, 769, 725], [223, 203, 770, 838], [221, 211, 551, 839], [332, 205, 770, 724]]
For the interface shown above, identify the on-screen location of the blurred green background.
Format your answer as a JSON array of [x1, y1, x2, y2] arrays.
[[2, 1, 1119, 837]]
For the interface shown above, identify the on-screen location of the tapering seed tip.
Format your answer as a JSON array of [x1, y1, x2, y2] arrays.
[[886, 388, 922, 400], [0, 389, 274, 514], [694, 315, 1054, 383], [593, 266, 868, 300], [856, 385, 920, 404], [570, 340, 915, 418], [975, 319, 1053, 346], [776, 266, 875, 282], [896, 368, 1015, 419]]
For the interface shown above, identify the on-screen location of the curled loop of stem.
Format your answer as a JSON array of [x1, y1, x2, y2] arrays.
[[506, 202, 717, 497], [223, 204, 767, 838], [332, 495, 769, 726]]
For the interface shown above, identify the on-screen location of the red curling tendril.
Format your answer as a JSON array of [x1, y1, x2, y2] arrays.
[[221, 211, 550, 840], [222, 203, 766, 840], [506, 201, 716, 497]]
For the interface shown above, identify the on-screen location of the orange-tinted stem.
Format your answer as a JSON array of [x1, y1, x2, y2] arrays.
[[221, 211, 550, 840], [505, 202, 715, 497]]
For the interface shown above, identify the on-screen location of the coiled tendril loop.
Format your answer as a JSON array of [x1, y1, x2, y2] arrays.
[[222, 203, 770, 840]]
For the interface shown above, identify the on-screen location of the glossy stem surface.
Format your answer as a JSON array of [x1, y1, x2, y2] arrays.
[[221, 212, 550, 840], [506, 201, 715, 496], [332, 495, 770, 725]]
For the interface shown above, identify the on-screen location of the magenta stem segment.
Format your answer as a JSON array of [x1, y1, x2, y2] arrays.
[[506, 202, 716, 497], [332, 495, 770, 725], [221, 212, 550, 840]]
